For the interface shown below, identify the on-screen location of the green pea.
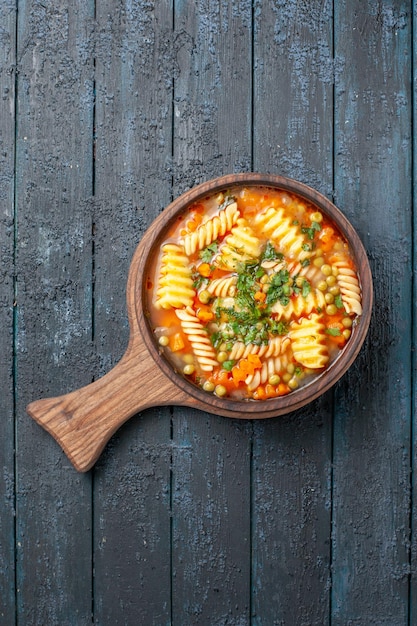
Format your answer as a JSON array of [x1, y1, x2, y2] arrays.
[[268, 374, 281, 386], [310, 211, 323, 223], [342, 317, 353, 328], [158, 335, 169, 347], [198, 289, 211, 304], [203, 380, 215, 392], [214, 384, 227, 397], [183, 364, 195, 375]]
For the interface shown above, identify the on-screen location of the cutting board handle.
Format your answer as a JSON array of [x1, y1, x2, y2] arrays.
[[26, 339, 184, 472]]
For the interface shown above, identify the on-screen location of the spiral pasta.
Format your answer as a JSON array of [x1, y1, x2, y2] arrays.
[[289, 314, 329, 369], [154, 244, 195, 310], [175, 307, 218, 371], [288, 260, 325, 284], [182, 201, 240, 256], [245, 351, 294, 391], [253, 207, 311, 261], [228, 336, 290, 361], [271, 289, 326, 320], [207, 275, 238, 298], [215, 218, 263, 270], [332, 260, 362, 315]]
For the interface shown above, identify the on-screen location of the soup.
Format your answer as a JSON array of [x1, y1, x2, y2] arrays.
[[145, 186, 362, 401]]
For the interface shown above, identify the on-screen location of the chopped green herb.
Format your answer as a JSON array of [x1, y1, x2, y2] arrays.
[[199, 241, 219, 263], [222, 360, 235, 371], [326, 327, 342, 337], [269, 320, 289, 336], [265, 270, 291, 307], [261, 242, 284, 262], [301, 280, 311, 298], [301, 258, 310, 268], [301, 221, 322, 240], [334, 294, 344, 309]]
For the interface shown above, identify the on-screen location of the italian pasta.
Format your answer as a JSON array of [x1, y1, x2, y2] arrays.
[[271, 289, 326, 320], [182, 201, 240, 256], [154, 244, 195, 310], [289, 314, 329, 369], [215, 219, 263, 270], [175, 306, 218, 371], [146, 185, 363, 401], [207, 275, 238, 298], [253, 207, 311, 261], [331, 258, 363, 315]]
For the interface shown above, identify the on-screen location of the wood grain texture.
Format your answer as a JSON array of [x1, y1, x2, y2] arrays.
[[0, 2, 16, 623], [252, 1, 334, 622], [2, 0, 415, 623], [171, 1, 253, 623], [332, 1, 412, 623], [92, 0, 174, 622], [412, 2, 417, 620], [14, 0, 95, 623]]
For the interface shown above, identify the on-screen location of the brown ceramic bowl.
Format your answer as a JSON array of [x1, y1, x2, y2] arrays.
[[27, 173, 373, 471], [137, 172, 373, 417]]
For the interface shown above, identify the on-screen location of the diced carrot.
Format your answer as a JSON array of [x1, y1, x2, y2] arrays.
[[277, 383, 291, 396], [197, 263, 212, 277], [211, 368, 237, 391], [169, 332, 185, 352], [196, 307, 214, 323], [253, 385, 267, 401], [265, 384, 278, 399], [232, 354, 262, 382], [254, 291, 266, 303], [247, 354, 262, 368], [232, 365, 247, 383]]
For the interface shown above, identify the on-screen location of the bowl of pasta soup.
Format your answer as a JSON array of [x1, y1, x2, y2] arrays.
[[139, 172, 373, 415]]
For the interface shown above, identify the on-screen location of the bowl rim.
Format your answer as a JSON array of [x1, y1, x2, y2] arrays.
[[134, 172, 373, 418]]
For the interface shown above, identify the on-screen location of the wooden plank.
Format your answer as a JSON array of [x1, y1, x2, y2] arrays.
[[14, 0, 95, 623], [171, 1, 253, 623], [413, 2, 417, 621], [251, 1, 334, 623], [332, 1, 412, 623], [92, 1, 174, 623], [0, 2, 17, 623]]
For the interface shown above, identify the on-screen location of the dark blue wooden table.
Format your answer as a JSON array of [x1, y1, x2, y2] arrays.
[[0, 1, 414, 624]]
